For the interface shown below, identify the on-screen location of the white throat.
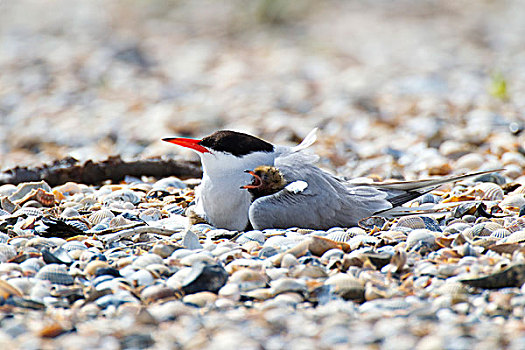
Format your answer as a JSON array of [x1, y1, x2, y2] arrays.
[[200, 151, 276, 178]]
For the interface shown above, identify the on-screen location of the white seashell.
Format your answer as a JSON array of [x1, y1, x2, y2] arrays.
[[108, 215, 133, 228], [229, 269, 267, 292], [0, 184, 17, 197], [505, 218, 525, 233], [218, 283, 240, 301], [503, 164, 522, 179], [406, 229, 437, 250], [61, 241, 88, 252], [490, 229, 511, 239], [167, 267, 192, 286], [211, 246, 232, 258], [84, 260, 109, 275], [129, 269, 155, 286], [79, 196, 97, 208], [8, 181, 52, 202], [455, 153, 484, 170], [347, 235, 379, 250], [346, 227, 366, 236], [60, 207, 80, 218], [153, 177, 187, 190], [291, 264, 327, 279], [5, 277, 35, 295], [471, 183, 504, 200], [53, 182, 82, 196], [270, 278, 307, 296], [0, 263, 23, 275], [151, 243, 178, 258], [0, 244, 17, 262], [133, 254, 164, 268], [141, 284, 180, 303], [464, 222, 503, 239], [439, 140, 469, 157], [511, 185, 525, 195], [0, 232, 8, 244], [35, 264, 74, 285], [180, 252, 215, 266], [263, 235, 288, 249], [20, 258, 45, 273], [139, 208, 163, 222], [320, 248, 345, 262], [500, 194, 525, 210], [433, 281, 468, 296], [183, 291, 217, 307], [236, 230, 266, 245], [501, 230, 525, 244], [280, 254, 298, 268], [88, 209, 115, 225], [443, 222, 471, 235], [395, 216, 427, 230], [325, 231, 351, 243], [170, 249, 194, 260], [25, 237, 56, 250], [103, 189, 141, 205], [13, 207, 43, 217], [324, 273, 364, 300], [501, 151, 525, 167], [182, 230, 202, 250], [146, 264, 170, 277], [128, 183, 153, 193], [243, 288, 274, 301]]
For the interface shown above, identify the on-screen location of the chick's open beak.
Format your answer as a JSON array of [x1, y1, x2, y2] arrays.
[[241, 170, 262, 189]]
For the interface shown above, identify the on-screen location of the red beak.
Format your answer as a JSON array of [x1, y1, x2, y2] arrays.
[[162, 137, 210, 153]]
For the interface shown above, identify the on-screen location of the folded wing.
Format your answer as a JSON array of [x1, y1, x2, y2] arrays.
[[248, 160, 392, 230]]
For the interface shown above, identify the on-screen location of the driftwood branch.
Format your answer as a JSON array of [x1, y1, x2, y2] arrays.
[[0, 156, 203, 187]]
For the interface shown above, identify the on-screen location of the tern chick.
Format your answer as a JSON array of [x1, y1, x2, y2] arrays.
[[242, 166, 287, 199]]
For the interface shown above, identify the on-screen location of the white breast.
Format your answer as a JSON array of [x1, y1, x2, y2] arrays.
[[197, 150, 276, 230]]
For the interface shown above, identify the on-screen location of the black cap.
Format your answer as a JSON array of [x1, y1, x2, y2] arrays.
[[198, 130, 274, 157]]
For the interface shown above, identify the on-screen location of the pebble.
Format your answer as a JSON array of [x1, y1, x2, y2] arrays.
[[182, 262, 229, 294], [182, 230, 203, 250]]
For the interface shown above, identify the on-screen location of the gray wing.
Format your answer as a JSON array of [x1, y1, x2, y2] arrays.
[[248, 160, 392, 230]]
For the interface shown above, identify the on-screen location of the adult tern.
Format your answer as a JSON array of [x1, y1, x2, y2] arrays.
[[162, 129, 317, 230]]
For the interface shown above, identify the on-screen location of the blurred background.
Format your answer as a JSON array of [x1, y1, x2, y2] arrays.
[[1, 0, 524, 178]]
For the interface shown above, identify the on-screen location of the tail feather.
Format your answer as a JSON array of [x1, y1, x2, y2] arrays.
[[387, 190, 435, 207], [378, 206, 448, 218], [378, 200, 490, 217], [362, 169, 504, 192], [371, 169, 503, 217]]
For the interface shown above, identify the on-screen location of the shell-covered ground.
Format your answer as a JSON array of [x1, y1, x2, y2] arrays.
[[1, 1, 525, 349]]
